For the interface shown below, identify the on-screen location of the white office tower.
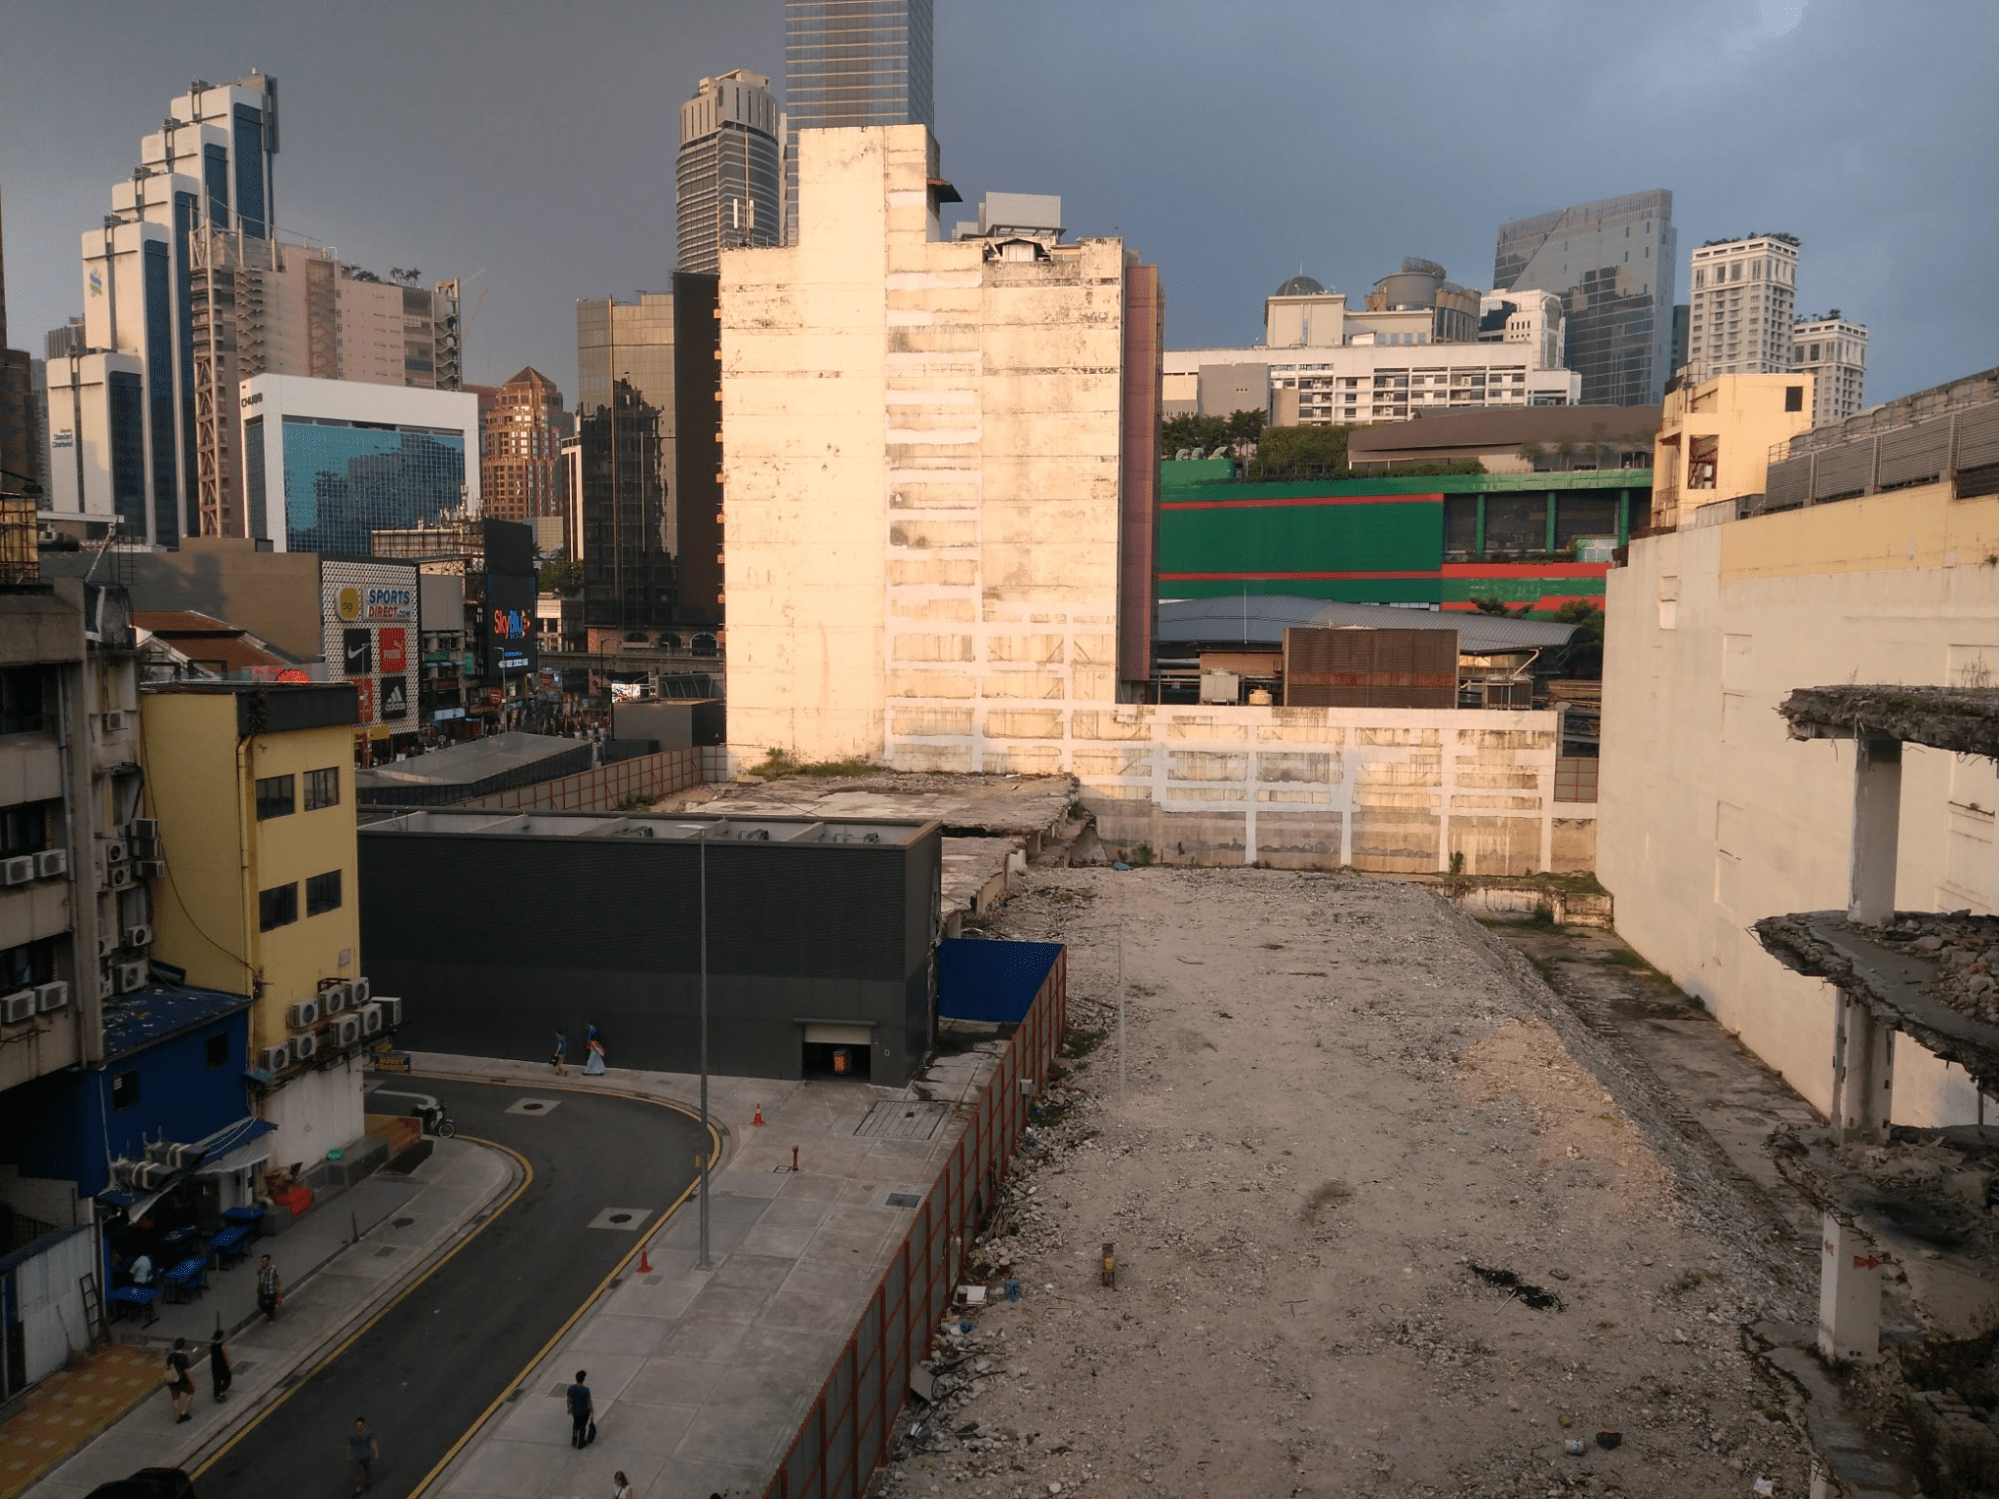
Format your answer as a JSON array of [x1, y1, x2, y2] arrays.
[[1791, 312, 1868, 425], [1685, 234, 1799, 383]]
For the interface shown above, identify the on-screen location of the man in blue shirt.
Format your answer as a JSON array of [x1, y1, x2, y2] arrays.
[[566, 1369, 593, 1447]]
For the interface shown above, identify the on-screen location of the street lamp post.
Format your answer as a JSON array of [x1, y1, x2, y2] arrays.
[[697, 820, 712, 1269]]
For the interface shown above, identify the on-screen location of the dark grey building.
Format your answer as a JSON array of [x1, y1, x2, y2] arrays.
[[358, 811, 942, 1084], [1493, 190, 1677, 407], [784, 0, 935, 246]]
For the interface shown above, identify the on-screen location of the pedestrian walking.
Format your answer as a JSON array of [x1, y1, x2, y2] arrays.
[[164, 1338, 195, 1422], [551, 1029, 568, 1076], [347, 1416, 379, 1494], [611, 1472, 633, 1498], [566, 1369, 594, 1448], [209, 1325, 233, 1402], [257, 1253, 283, 1325], [584, 1036, 607, 1076]]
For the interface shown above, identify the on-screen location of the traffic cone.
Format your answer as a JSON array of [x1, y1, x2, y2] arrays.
[[638, 1242, 652, 1275], [752, 1103, 765, 1127]]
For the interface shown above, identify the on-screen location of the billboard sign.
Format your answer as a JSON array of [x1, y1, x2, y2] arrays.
[[322, 560, 421, 738]]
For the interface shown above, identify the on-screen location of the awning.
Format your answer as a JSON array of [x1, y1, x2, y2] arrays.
[[194, 1120, 277, 1178]]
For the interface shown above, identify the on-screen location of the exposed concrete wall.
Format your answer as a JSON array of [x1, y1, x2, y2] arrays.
[[1599, 479, 1999, 1124], [1070, 703, 1591, 875], [721, 125, 1131, 773]]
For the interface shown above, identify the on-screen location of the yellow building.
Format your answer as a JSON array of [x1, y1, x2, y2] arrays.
[[1650, 372, 1814, 529], [139, 683, 368, 1164]]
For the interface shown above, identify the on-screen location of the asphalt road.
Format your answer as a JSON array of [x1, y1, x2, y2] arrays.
[[194, 1077, 705, 1499]]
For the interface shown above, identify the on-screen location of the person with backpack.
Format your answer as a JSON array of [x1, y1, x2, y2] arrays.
[[164, 1338, 195, 1422]]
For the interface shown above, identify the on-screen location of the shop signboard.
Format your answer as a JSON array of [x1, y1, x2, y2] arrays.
[[322, 560, 421, 738]]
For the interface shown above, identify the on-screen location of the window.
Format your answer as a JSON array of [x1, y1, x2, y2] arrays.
[[305, 869, 343, 917], [206, 1032, 230, 1069], [255, 775, 295, 820], [1785, 386, 1804, 412], [112, 1070, 140, 1110], [258, 881, 298, 932], [305, 767, 340, 811], [0, 802, 50, 857], [0, 668, 45, 736]]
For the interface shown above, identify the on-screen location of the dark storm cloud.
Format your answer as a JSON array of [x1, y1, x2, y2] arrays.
[[3, 0, 1992, 404]]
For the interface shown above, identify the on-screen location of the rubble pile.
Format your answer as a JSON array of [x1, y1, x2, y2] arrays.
[[1876, 911, 1999, 1023]]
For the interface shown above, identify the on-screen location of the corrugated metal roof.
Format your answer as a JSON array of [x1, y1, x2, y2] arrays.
[[1155, 595, 1582, 652], [1346, 405, 1662, 458]]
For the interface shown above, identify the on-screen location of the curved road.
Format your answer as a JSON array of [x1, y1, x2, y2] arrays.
[[195, 1077, 705, 1498]]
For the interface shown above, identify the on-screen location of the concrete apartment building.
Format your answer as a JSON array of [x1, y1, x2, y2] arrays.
[[1599, 365, 1999, 1124], [722, 126, 1597, 876], [479, 366, 570, 536], [677, 69, 783, 275], [1791, 312, 1868, 425], [1493, 190, 1677, 406], [1648, 372, 1813, 530], [1684, 233, 1799, 384], [1164, 270, 1578, 425]]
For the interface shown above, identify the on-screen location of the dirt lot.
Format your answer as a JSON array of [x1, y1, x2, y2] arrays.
[[872, 867, 1820, 1499]]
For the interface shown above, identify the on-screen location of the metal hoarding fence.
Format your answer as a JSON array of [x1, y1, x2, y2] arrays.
[[766, 946, 1068, 1497]]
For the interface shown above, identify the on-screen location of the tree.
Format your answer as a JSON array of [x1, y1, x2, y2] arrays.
[[538, 558, 583, 592], [1224, 408, 1266, 448], [1162, 410, 1268, 459], [1257, 423, 1356, 472], [1517, 440, 1545, 471]]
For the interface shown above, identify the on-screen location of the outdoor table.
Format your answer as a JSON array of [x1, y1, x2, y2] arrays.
[[161, 1256, 208, 1304], [207, 1224, 253, 1267], [110, 1285, 160, 1325]]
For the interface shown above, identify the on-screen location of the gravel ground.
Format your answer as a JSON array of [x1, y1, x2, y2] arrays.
[[870, 867, 1820, 1499]]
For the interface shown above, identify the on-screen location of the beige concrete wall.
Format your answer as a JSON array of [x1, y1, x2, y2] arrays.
[[721, 125, 1127, 773], [1653, 373, 1813, 527], [1065, 703, 1589, 875], [1599, 478, 1999, 1125]]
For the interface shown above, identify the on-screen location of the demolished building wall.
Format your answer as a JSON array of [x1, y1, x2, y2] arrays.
[[1599, 474, 1999, 1121]]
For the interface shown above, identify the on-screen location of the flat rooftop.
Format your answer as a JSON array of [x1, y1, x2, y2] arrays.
[[364, 808, 938, 848], [356, 731, 587, 797], [693, 771, 1079, 842], [1779, 684, 1999, 759], [1155, 594, 1583, 652]]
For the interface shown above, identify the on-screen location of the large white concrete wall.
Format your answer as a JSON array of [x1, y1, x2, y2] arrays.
[[1599, 483, 1999, 1124]]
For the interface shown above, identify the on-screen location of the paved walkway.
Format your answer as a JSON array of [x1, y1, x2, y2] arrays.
[[410, 1051, 999, 1500], [0, 1345, 158, 1498], [27, 1137, 515, 1499]]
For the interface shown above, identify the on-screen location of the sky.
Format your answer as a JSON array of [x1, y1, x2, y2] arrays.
[[3, 0, 1995, 408]]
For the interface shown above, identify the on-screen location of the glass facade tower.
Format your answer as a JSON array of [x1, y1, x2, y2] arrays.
[[1492, 190, 1676, 407], [574, 295, 677, 628], [677, 71, 783, 275], [784, 0, 935, 245]]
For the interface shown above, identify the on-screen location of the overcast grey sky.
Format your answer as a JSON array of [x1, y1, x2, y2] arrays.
[[3, 0, 1994, 406]]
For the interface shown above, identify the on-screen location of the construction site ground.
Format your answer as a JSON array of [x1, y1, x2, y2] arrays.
[[870, 867, 1836, 1499]]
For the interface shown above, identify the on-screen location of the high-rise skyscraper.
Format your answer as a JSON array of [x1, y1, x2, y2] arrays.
[[783, 0, 935, 246], [1791, 311, 1868, 425], [1492, 190, 1677, 407], [0, 191, 41, 502], [42, 71, 462, 544], [1684, 233, 1798, 386], [571, 279, 721, 630], [480, 367, 572, 530], [677, 70, 782, 275]]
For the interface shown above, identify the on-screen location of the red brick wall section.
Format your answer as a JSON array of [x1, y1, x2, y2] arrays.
[[766, 949, 1069, 1497]]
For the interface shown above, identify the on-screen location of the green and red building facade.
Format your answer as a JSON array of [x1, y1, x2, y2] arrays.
[[1157, 459, 1650, 614]]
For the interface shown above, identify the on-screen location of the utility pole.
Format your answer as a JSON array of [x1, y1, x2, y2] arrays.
[[1118, 920, 1125, 1101], [697, 820, 712, 1269]]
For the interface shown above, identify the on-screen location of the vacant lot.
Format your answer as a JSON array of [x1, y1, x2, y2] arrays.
[[873, 868, 1817, 1499]]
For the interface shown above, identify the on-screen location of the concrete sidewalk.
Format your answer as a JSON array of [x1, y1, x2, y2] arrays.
[[28, 1137, 517, 1499], [409, 1051, 999, 1500]]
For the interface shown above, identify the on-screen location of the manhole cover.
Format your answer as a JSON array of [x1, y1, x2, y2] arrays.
[[373, 1246, 399, 1259], [588, 1206, 654, 1231], [855, 1100, 948, 1140], [506, 1098, 563, 1116], [392, 1217, 415, 1229]]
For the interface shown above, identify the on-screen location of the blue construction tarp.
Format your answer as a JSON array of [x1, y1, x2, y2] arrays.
[[937, 938, 1062, 1025]]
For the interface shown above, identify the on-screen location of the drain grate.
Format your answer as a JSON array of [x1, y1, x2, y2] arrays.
[[854, 1100, 948, 1141], [885, 1191, 922, 1209]]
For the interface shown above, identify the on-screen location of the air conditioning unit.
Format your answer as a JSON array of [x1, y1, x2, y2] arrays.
[[134, 1159, 171, 1189], [98, 969, 115, 1001], [349, 976, 372, 1006], [102, 840, 128, 864], [35, 980, 68, 1013], [1, 990, 37, 1024], [2, 855, 35, 886], [360, 1002, 383, 1036], [116, 961, 147, 994], [126, 818, 159, 841], [123, 923, 153, 949], [333, 1013, 362, 1048], [285, 998, 321, 1031], [377, 996, 403, 1028], [107, 865, 132, 890], [127, 837, 161, 859], [259, 1041, 292, 1072], [35, 848, 67, 879], [292, 1030, 319, 1062], [96, 932, 116, 959], [101, 710, 127, 733], [135, 859, 166, 879], [319, 981, 351, 1015]]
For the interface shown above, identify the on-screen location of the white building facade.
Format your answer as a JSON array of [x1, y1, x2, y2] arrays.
[[1685, 234, 1799, 383], [1790, 314, 1868, 425], [236, 374, 479, 554]]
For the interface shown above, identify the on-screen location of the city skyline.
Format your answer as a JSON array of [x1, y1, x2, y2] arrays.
[[2, 0, 1994, 413]]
